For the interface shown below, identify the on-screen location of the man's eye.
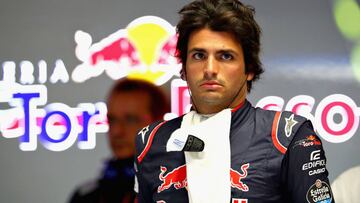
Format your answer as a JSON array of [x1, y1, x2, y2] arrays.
[[221, 53, 233, 60], [193, 52, 205, 60]]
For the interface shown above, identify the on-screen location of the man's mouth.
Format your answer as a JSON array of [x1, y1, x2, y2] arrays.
[[200, 80, 222, 89]]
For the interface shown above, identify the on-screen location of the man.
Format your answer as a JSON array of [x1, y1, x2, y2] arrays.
[[69, 78, 169, 203], [134, 0, 334, 202]]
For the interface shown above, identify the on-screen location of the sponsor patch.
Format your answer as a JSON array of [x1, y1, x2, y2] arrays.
[[302, 160, 326, 176], [138, 125, 149, 143], [306, 179, 332, 203], [285, 114, 298, 137], [302, 159, 326, 171], [230, 163, 250, 192], [310, 150, 321, 161], [293, 135, 321, 148], [302, 150, 326, 176], [158, 165, 187, 193]]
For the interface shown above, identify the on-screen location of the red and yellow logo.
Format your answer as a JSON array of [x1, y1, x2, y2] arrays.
[[72, 16, 180, 85]]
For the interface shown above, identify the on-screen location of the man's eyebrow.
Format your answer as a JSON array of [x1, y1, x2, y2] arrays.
[[217, 49, 240, 56], [188, 48, 239, 54], [217, 49, 236, 53], [187, 48, 205, 53]]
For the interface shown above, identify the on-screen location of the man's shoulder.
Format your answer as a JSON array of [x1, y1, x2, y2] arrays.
[[136, 116, 183, 144], [135, 116, 184, 163], [254, 108, 308, 129], [255, 108, 309, 154]]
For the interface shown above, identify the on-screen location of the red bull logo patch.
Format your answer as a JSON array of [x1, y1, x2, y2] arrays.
[[72, 16, 180, 85], [158, 165, 187, 193], [157, 163, 250, 193], [230, 163, 250, 192]]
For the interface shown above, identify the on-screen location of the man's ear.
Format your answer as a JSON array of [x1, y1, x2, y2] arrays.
[[246, 72, 254, 81], [180, 67, 186, 81]]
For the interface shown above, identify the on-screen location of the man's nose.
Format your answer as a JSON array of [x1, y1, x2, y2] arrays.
[[204, 56, 218, 79]]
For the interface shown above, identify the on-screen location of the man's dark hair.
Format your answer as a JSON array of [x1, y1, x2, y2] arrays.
[[107, 78, 169, 121], [176, 0, 263, 92]]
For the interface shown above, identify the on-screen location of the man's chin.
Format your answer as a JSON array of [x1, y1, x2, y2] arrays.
[[114, 151, 133, 159], [201, 96, 224, 105]]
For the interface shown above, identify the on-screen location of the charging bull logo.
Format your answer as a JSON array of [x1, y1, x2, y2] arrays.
[[230, 163, 250, 192], [158, 165, 187, 193], [72, 16, 180, 85], [157, 163, 250, 193]]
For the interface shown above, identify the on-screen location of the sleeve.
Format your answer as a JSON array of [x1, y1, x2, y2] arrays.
[[134, 159, 152, 203], [134, 153, 154, 203], [281, 121, 335, 203], [134, 124, 158, 203]]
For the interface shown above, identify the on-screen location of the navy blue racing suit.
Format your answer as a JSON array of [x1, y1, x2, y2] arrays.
[[134, 100, 334, 203]]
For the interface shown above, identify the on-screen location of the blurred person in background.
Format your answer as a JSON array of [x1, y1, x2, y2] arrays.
[[69, 78, 169, 203]]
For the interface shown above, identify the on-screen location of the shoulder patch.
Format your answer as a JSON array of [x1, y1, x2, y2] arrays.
[[137, 121, 167, 163], [138, 125, 150, 144], [136, 121, 162, 147], [284, 114, 298, 137], [271, 111, 307, 154]]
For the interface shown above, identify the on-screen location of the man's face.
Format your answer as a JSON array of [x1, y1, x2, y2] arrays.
[[107, 91, 153, 159], [185, 28, 254, 114]]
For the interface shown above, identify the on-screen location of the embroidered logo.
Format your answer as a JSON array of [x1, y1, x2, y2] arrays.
[[306, 179, 332, 203], [230, 163, 250, 192], [285, 114, 298, 137], [158, 165, 187, 193], [138, 125, 149, 143], [293, 135, 321, 149], [157, 163, 250, 193]]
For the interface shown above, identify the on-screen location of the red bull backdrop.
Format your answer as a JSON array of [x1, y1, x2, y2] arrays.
[[0, 0, 359, 202]]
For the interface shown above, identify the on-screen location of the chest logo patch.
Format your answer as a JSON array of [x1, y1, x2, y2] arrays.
[[230, 163, 250, 192], [157, 163, 250, 193], [158, 165, 187, 193]]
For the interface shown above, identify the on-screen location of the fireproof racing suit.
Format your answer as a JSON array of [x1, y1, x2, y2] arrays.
[[134, 100, 334, 203]]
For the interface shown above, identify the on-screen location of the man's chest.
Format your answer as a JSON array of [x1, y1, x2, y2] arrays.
[[143, 128, 285, 202]]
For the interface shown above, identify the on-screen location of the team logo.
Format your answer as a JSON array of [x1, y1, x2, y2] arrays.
[[293, 135, 321, 148], [230, 163, 250, 192], [158, 165, 187, 193], [306, 179, 332, 203], [157, 163, 250, 193]]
